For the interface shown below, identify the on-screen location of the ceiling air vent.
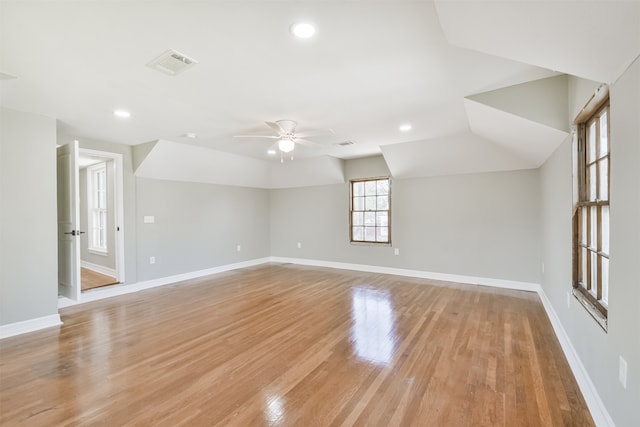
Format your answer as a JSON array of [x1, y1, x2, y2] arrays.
[[147, 49, 198, 76], [336, 141, 354, 146]]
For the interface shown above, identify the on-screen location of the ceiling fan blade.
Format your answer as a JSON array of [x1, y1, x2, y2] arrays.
[[265, 121, 284, 134], [233, 135, 280, 139], [295, 138, 324, 147], [296, 128, 335, 138]]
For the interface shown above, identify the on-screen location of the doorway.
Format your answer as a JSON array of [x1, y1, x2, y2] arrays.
[[58, 142, 125, 300], [78, 149, 125, 292]]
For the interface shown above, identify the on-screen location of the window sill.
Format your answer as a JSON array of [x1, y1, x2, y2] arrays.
[[572, 288, 608, 332], [350, 241, 391, 247]]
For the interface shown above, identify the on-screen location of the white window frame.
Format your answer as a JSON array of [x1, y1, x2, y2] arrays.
[[87, 162, 108, 255], [350, 177, 391, 245]]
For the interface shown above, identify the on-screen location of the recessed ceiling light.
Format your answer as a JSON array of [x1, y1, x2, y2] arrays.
[[399, 124, 412, 132], [290, 22, 316, 39], [114, 110, 131, 118], [184, 132, 197, 139], [267, 149, 277, 155]]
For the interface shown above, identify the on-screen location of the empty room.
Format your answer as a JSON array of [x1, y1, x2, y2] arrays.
[[1, 1, 638, 426]]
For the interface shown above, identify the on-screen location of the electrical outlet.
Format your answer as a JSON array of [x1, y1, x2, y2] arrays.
[[149, 256, 155, 264], [394, 248, 399, 255], [143, 215, 155, 224], [236, 245, 241, 252], [619, 356, 628, 388], [297, 242, 302, 249]]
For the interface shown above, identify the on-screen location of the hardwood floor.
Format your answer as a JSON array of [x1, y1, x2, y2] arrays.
[[0, 264, 593, 426], [81, 267, 118, 291]]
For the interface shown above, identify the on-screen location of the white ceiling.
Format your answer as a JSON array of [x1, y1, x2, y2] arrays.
[[1, 1, 638, 186], [435, 0, 640, 85]]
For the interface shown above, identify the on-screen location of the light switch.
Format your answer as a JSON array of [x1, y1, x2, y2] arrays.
[[143, 216, 155, 224]]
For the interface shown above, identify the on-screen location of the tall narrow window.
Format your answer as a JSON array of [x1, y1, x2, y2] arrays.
[[87, 162, 108, 253], [573, 88, 609, 328], [350, 177, 390, 244]]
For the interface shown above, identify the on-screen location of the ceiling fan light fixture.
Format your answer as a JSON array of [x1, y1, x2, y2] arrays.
[[278, 138, 295, 153], [290, 22, 316, 39]]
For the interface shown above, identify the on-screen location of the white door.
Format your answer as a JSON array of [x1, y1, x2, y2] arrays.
[[57, 141, 81, 300]]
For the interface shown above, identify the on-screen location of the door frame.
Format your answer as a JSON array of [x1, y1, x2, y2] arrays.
[[79, 148, 126, 284]]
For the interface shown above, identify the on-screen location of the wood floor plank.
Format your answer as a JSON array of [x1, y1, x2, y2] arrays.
[[81, 267, 118, 291], [0, 264, 594, 426]]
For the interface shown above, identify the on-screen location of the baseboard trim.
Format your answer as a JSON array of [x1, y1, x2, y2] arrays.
[[59, 257, 272, 308], [81, 260, 116, 278], [0, 314, 62, 339], [269, 257, 540, 292], [537, 288, 615, 427], [134, 257, 272, 292]]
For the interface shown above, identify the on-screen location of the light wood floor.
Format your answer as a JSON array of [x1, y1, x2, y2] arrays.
[[0, 264, 593, 426], [81, 267, 118, 291]]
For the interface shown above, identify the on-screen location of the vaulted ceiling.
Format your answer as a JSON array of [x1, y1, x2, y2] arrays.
[[2, 1, 639, 188]]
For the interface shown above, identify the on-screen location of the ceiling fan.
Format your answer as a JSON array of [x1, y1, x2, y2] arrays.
[[234, 120, 334, 162]]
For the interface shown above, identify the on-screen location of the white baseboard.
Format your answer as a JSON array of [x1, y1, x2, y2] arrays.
[[81, 260, 116, 278], [0, 314, 62, 339], [537, 288, 614, 427], [134, 257, 271, 292], [59, 257, 271, 308], [269, 257, 540, 292]]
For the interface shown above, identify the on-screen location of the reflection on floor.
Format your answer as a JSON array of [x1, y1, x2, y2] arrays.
[[2, 264, 594, 425], [81, 267, 118, 291]]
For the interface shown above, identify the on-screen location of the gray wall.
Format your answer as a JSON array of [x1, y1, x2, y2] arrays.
[[78, 161, 116, 270], [135, 178, 270, 281], [271, 156, 541, 284], [540, 60, 640, 426], [58, 136, 273, 284], [0, 107, 58, 325]]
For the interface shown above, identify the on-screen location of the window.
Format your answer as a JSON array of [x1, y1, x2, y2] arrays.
[[87, 162, 108, 253], [350, 177, 390, 244], [573, 88, 609, 328]]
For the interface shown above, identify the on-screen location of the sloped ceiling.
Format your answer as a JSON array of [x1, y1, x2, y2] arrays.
[[134, 140, 345, 189], [134, 140, 272, 188], [467, 75, 569, 132], [382, 133, 532, 179], [2, 1, 636, 186], [464, 99, 569, 169], [434, 0, 640, 84]]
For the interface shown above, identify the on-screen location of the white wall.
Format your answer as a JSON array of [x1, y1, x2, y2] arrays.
[[271, 156, 541, 284], [540, 59, 640, 426], [0, 108, 58, 325]]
